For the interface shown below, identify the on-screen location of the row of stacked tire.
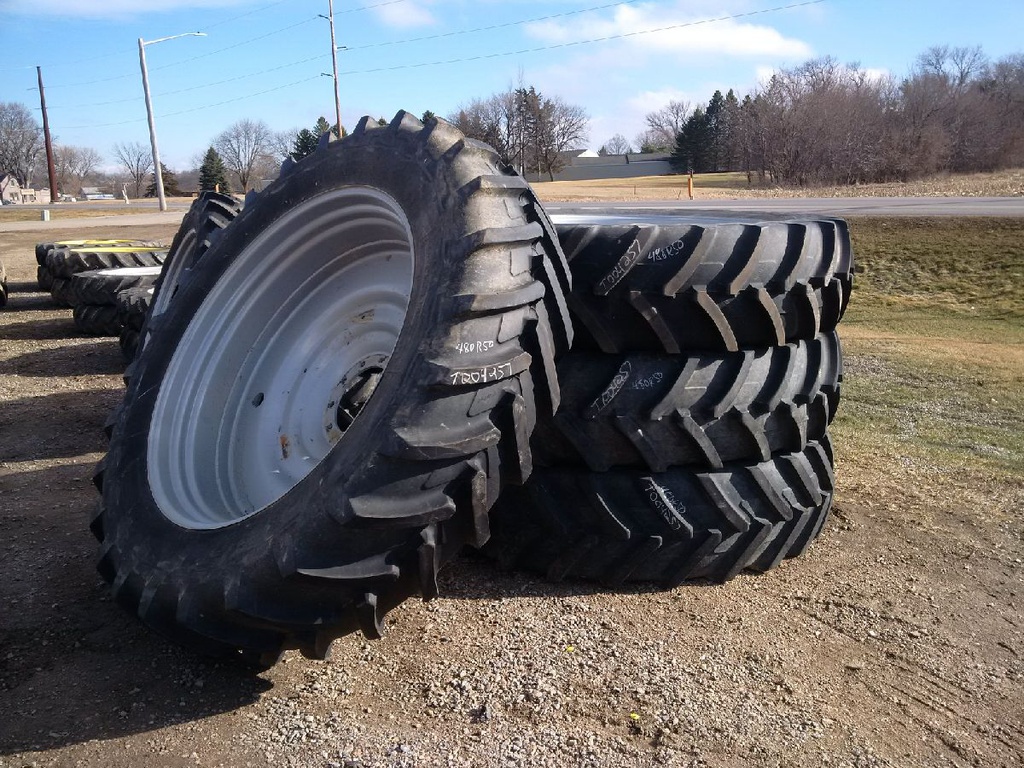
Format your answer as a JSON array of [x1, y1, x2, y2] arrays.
[[33, 240, 166, 358], [92, 112, 852, 664]]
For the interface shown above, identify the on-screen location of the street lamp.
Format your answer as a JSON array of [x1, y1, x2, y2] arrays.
[[138, 32, 205, 212]]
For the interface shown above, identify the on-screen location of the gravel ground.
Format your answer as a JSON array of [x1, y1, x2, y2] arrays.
[[1, 223, 1022, 767]]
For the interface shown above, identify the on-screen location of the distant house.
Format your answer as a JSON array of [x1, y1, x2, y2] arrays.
[[0, 174, 20, 204], [80, 186, 115, 201], [0, 174, 49, 203]]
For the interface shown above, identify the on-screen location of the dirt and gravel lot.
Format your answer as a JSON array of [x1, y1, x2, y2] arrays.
[[1, 215, 1021, 767]]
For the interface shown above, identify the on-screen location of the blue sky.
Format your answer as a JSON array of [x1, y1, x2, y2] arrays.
[[1, 0, 1021, 172]]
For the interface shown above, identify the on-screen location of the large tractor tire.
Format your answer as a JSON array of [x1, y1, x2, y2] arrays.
[[49, 277, 75, 308], [534, 332, 842, 471], [116, 286, 154, 361], [46, 246, 167, 280], [73, 304, 122, 336], [93, 112, 572, 663], [70, 266, 162, 307], [37, 264, 54, 291], [553, 214, 852, 353], [0, 259, 7, 308], [35, 239, 161, 266], [486, 437, 836, 586], [148, 192, 241, 323]]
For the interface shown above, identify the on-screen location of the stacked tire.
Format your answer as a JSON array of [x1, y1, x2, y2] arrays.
[[70, 267, 162, 336], [43, 243, 166, 307], [35, 240, 161, 294], [115, 286, 154, 361], [93, 114, 852, 665], [93, 112, 572, 664], [484, 214, 852, 585]]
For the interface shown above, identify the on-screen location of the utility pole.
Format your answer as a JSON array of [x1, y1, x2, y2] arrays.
[[138, 32, 205, 212], [36, 66, 59, 204], [325, 0, 343, 137]]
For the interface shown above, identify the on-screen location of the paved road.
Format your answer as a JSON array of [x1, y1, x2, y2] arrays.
[[546, 196, 1024, 217], [2, 196, 1021, 234], [0, 210, 187, 233]]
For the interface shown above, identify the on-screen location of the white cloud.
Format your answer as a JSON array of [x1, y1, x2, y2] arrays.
[[627, 87, 697, 117], [0, 0, 246, 17], [371, 0, 436, 28], [525, 2, 812, 60]]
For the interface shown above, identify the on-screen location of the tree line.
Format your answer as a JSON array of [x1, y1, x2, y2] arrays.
[[645, 46, 1024, 186], [0, 105, 345, 199]]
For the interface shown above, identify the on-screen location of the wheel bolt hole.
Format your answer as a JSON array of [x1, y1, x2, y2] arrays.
[[251, 392, 265, 407]]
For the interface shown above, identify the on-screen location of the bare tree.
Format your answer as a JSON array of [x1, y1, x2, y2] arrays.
[[601, 134, 633, 155], [452, 85, 588, 180], [270, 129, 295, 165], [113, 141, 154, 199], [0, 102, 44, 186], [53, 144, 102, 195], [214, 119, 274, 192], [637, 99, 691, 152], [534, 96, 589, 180]]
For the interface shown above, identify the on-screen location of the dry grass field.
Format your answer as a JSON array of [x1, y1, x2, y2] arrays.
[[0, 209, 1021, 767], [533, 167, 1024, 202]]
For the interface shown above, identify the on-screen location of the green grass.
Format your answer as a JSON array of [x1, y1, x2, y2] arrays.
[[835, 217, 1024, 477], [847, 217, 1024, 321]]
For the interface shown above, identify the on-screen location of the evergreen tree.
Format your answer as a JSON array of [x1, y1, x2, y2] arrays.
[[670, 107, 712, 173], [421, 110, 436, 123], [313, 116, 331, 136], [705, 90, 726, 172], [198, 146, 230, 193], [291, 128, 319, 161], [145, 163, 184, 197]]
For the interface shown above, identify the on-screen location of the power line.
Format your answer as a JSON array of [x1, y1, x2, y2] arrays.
[[48, 1, 824, 131], [52, 53, 331, 110], [204, 0, 296, 30], [149, 17, 321, 72], [46, 0, 647, 108], [160, 75, 324, 117], [339, 0, 827, 75]]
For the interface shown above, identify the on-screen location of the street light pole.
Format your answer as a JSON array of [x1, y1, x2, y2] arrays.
[[138, 32, 205, 212], [325, 0, 342, 137]]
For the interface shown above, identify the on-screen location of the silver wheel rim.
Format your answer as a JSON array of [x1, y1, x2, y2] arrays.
[[148, 187, 415, 529]]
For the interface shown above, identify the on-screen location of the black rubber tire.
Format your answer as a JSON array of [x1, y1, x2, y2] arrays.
[[485, 436, 835, 587], [116, 287, 154, 361], [73, 303, 122, 336], [49, 277, 74, 308], [46, 247, 168, 280], [0, 259, 7, 308], [555, 215, 852, 353], [117, 286, 154, 332], [93, 111, 573, 663], [70, 267, 162, 307], [37, 264, 54, 291], [35, 239, 161, 266], [148, 192, 242, 323], [535, 332, 841, 472]]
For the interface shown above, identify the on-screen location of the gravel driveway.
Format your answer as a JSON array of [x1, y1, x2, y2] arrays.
[[1, 223, 1021, 768]]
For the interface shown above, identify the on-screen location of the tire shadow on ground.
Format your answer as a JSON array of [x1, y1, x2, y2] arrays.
[[0, 389, 123, 462], [0, 339, 125, 377], [0, 315, 74, 340], [0, 288, 63, 314], [0, 463, 273, 755]]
